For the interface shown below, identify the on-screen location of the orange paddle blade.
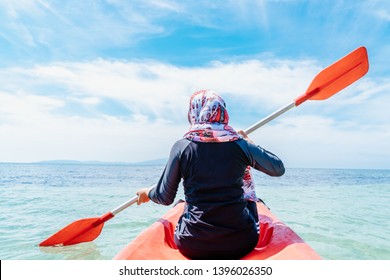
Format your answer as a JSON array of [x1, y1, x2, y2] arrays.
[[39, 212, 113, 247], [295, 46, 369, 106]]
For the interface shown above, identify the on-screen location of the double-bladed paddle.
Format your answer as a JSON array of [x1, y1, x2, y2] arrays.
[[39, 46, 369, 247]]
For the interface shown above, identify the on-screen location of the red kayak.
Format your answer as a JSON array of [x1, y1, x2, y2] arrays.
[[114, 201, 321, 260]]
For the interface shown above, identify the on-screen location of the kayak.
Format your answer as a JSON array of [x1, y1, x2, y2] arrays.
[[114, 201, 322, 260]]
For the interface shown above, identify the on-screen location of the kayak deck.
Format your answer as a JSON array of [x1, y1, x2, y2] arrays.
[[114, 202, 321, 260]]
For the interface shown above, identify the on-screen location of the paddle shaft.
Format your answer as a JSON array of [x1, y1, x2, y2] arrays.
[[111, 195, 139, 216], [244, 101, 295, 135], [243, 88, 318, 134], [111, 183, 156, 216]]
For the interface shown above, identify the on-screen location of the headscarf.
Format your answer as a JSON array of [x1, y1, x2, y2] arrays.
[[184, 89, 258, 201], [183, 89, 241, 142]]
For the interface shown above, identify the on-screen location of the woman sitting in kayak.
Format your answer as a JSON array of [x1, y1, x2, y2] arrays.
[[136, 89, 285, 260]]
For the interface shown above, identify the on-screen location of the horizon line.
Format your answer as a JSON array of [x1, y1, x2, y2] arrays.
[[0, 160, 388, 171]]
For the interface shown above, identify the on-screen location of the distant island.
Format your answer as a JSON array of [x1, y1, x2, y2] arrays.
[[35, 158, 167, 166]]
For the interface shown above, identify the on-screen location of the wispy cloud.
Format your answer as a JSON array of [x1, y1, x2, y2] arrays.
[[0, 1, 388, 74], [0, 0, 171, 61]]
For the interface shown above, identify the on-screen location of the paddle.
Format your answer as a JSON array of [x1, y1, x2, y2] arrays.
[[244, 46, 369, 134], [39, 46, 368, 247]]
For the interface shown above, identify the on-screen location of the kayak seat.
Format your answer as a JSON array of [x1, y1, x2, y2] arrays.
[[257, 218, 274, 249], [156, 213, 274, 251], [157, 218, 178, 249], [256, 212, 275, 250]]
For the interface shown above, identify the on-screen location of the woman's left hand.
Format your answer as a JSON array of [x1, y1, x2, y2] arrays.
[[238, 130, 255, 144]]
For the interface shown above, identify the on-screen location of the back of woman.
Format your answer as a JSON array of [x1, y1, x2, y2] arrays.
[[175, 140, 260, 259]]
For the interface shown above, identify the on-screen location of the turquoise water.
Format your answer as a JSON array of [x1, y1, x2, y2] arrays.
[[0, 163, 389, 260]]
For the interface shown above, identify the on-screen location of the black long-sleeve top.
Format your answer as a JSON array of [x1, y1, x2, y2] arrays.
[[148, 138, 285, 253]]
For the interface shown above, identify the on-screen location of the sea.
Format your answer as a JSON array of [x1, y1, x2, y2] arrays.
[[0, 163, 389, 260]]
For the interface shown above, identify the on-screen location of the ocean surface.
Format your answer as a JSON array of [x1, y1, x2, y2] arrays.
[[0, 163, 389, 260]]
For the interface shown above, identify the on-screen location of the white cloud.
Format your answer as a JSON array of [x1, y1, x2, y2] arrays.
[[11, 57, 318, 115], [0, 91, 64, 124], [0, 57, 388, 168], [376, 9, 390, 21]]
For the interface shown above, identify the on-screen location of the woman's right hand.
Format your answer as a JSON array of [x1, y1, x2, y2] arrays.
[[136, 188, 151, 205]]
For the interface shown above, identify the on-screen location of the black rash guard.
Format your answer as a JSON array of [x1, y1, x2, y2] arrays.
[[148, 138, 285, 259]]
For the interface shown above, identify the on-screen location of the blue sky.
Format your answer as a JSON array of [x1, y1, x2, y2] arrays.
[[0, 0, 389, 168]]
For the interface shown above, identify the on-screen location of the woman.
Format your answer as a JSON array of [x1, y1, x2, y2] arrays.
[[136, 89, 285, 259]]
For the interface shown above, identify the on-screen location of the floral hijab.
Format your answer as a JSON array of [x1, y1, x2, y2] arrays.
[[184, 89, 258, 202], [184, 89, 241, 142]]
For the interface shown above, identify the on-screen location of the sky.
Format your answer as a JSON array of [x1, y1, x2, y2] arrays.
[[0, 0, 389, 169]]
